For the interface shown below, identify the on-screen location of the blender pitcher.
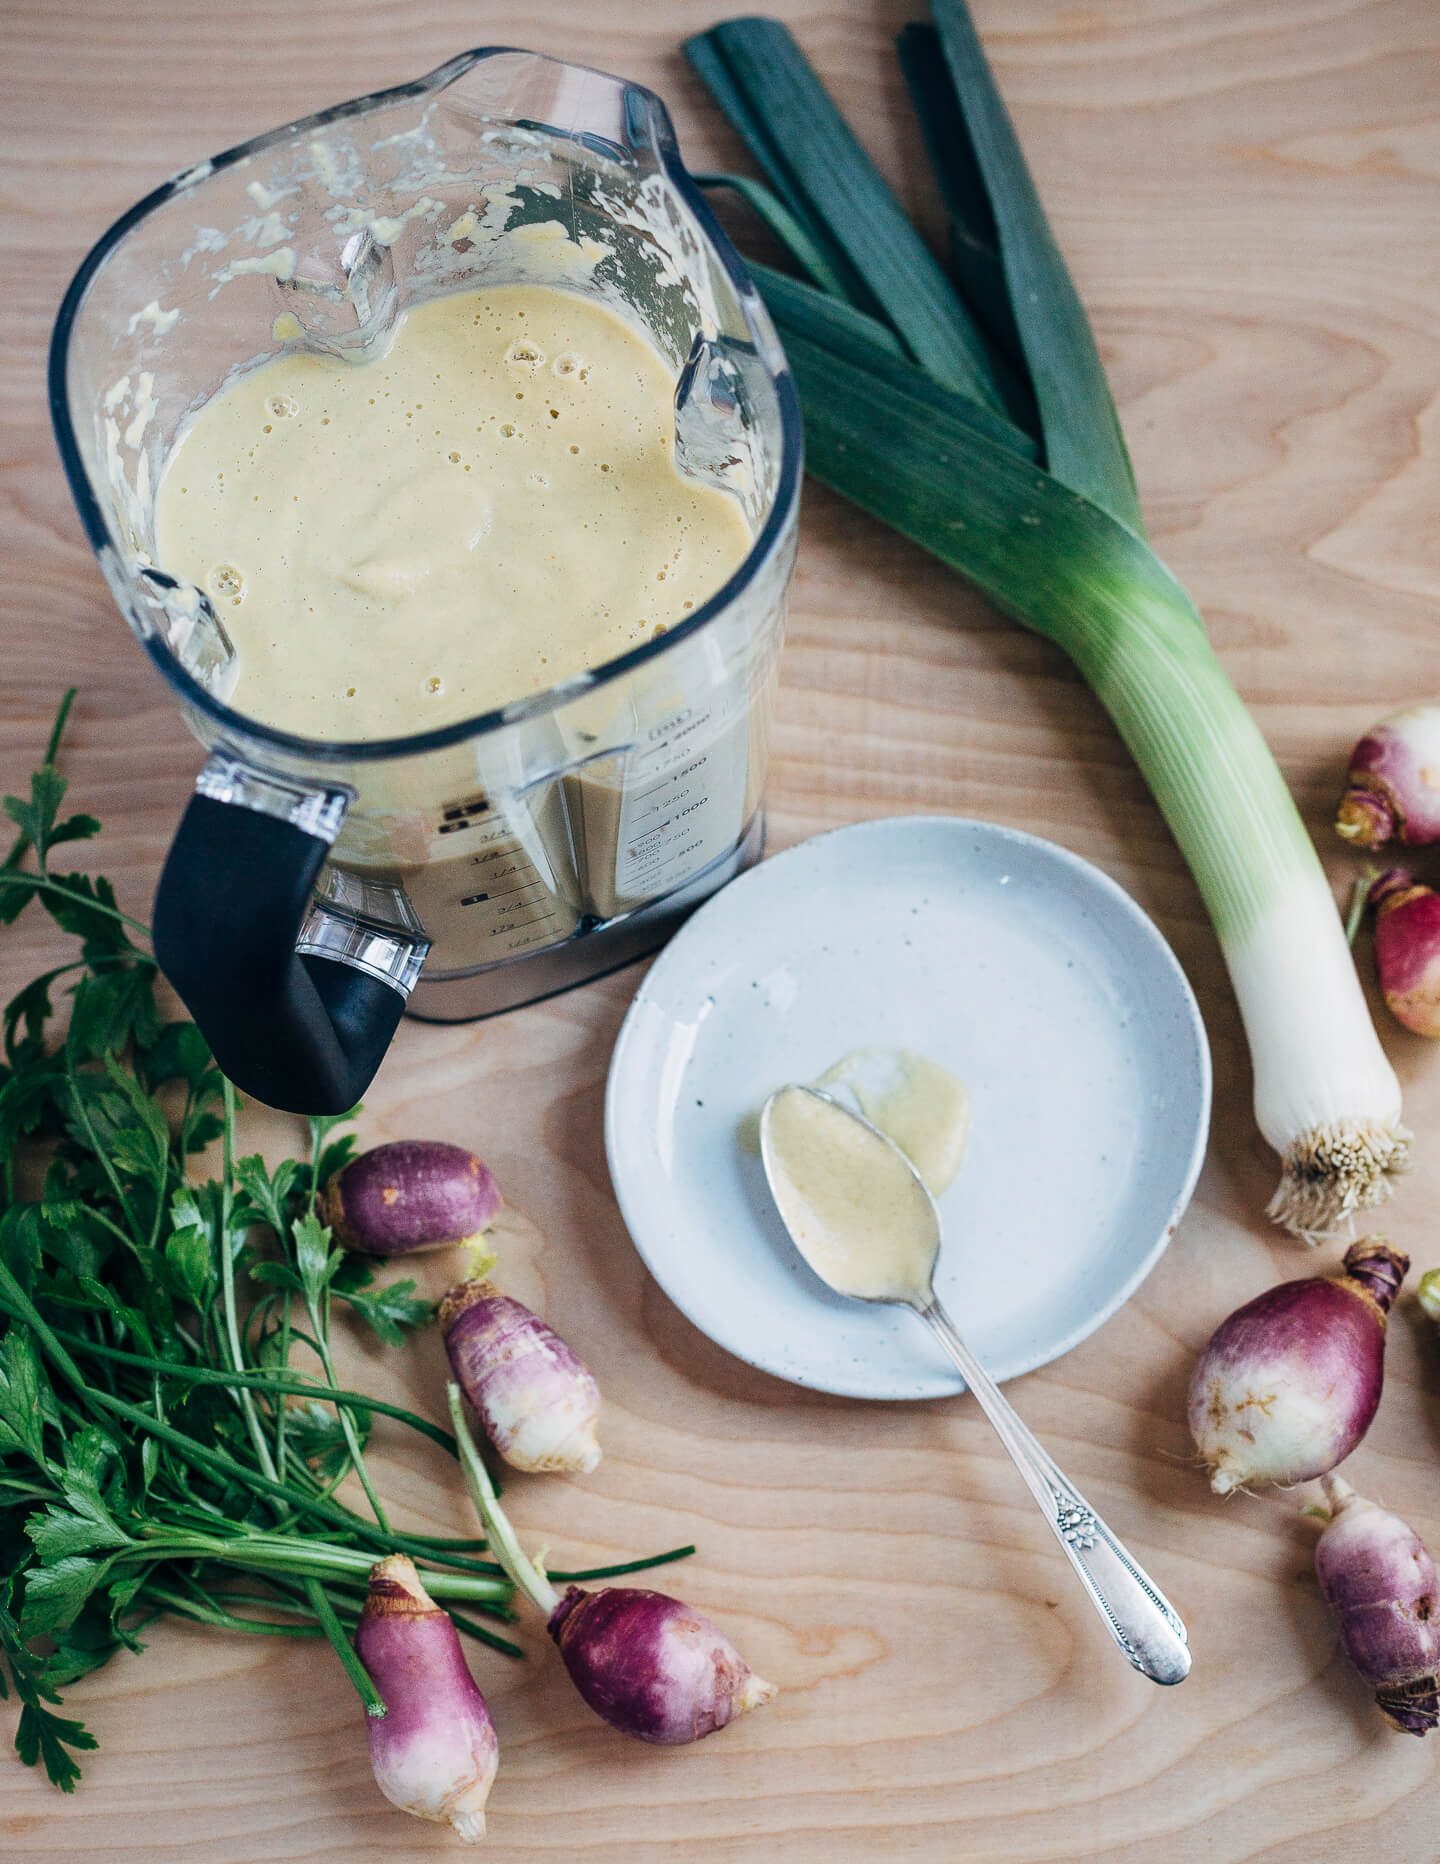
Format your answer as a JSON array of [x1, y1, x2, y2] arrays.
[[50, 47, 802, 1115]]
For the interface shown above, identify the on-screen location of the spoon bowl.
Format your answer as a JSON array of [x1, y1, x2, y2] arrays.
[[759, 1083, 1192, 1687]]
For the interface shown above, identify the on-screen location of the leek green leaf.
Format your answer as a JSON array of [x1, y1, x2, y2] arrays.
[[752, 263, 1037, 461], [683, 30, 880, 314], [695, 174, 853, 299], [783, 333, 1315, 944], [685, 17, 1008, 411], [894, 23, 1032, 395], [926, 0, 1144, 533]]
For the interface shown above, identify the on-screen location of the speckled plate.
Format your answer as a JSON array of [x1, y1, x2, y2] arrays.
[[604, 817, 1211, 1400]]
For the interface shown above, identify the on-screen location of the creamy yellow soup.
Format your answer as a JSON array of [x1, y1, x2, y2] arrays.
[[153, 284, 753, 739]]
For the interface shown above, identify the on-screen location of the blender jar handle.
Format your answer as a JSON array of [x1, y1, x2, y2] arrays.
[[153, 751, 428, 1115]]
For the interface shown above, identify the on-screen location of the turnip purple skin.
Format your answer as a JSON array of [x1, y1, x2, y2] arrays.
[[1188, 1238, 1408, 1494], [354, 1555, 499, 1840], [445, 1380, 776, 1748], [441, 1279, 602, 1475], [1315, 1476, 1440, 1736], [322, 1141, 501, 1256], [1336, 707, 1440, 850], [548, 1585, 777, 1745], [1369, 868, 1440, 1039]]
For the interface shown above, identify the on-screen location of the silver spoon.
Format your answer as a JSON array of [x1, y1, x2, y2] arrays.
[[759, 1083, 1191, 1686]]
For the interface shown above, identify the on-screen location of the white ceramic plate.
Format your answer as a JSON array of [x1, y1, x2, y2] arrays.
[[604, 817, 1211, 1400]]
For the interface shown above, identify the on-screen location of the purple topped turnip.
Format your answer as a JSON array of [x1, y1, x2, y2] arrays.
[[354, 1554, 499, 1840], [1368, 869, 1440, 1039], [1313, 1476, 1440, 1736], [446, 1383, 775, 1745], [441, 1279, 602, 1475], [546, 1583, 775, 1744], [1336, 706, 1440, 850], [1188, 1238, 1408, 1494], [322, 1141, 501, 1257]]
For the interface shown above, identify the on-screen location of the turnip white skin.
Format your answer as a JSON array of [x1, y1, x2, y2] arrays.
[[549, 1585, 777, 1745], [1369, 869, 1440, 1039], [440, 1280, 602, 1475], [1315, 1476, 1440, 1736], [1336, 706, 1440, 850], [1188, 1239, 1408, 1494], [354, 1555, 499, 1841], [322, 1141, 502, 1256]]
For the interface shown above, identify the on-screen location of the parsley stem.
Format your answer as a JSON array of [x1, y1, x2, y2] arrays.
[[305, 1292, 390, 1531], [246, 1567, 522, 1656], [306, 1576, 387, 1716], [137, 1582, 326, 1638], [217, 1075, 279, 1484], [43, 687, 79, 769], [549, 1546, 698, 1582], [275, 1292, 293, 1479], [0, 1278, 405, 1556], [436, 1608, 526, 1659], [2, 872, 151, 939], [0, 688, 77, 876], [63, 1057, 141, 1244], [121, 1530, 512, 1603], [301, 1127, 384, 1525]]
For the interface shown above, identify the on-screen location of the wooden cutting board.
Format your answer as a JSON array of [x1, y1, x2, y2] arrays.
[[4, 1, 1440, 1856]]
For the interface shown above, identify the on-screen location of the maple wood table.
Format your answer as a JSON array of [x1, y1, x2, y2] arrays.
[[4, 2, 1439, 1856]]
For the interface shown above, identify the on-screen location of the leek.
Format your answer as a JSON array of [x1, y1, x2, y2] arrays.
[[685, 9, 1409, 1235]]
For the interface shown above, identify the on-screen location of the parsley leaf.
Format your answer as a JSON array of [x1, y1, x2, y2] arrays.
[[20, 1557, 110, 1639], [0, 1329, 47, 1464], [329, 1258, 433, 1346], [14, 1695, 99, 1793]]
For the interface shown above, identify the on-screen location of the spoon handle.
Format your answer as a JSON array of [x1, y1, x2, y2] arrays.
[[917, 1298, 1191, 1686]]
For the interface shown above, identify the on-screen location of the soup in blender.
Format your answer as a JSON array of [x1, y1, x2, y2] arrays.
[[153, 283, 754, 741]]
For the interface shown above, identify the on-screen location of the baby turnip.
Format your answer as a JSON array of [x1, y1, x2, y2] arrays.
[[1188, 1238, 1408, 1494], [441, 1279, 602, 1475], [1368, 868, 1440, 1039], [322, 1140, 501, 1256], [1335, 706, 1440, 850], [354, 1555, 499, 1840], [446, 1383, 775, 1745], [1313, 1476, 1440, 1736]]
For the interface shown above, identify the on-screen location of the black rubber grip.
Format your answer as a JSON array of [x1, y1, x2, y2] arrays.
[[153, 794, 404, 1115]]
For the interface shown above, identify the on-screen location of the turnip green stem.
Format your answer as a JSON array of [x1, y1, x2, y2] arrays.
[[448, 1381, 559, 1618], [1346, 869, 1379, 948]]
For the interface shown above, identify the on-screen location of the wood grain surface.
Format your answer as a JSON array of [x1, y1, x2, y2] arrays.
[[5, 0, 1440, 1856]]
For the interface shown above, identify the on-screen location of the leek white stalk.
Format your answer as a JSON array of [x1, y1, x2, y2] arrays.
[[685, 9, 1411, 1234], [1054, 578, 1409, 1237], [1230, 884, 1407, 1230]]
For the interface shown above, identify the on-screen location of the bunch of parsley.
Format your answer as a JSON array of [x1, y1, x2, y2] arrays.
[[0, 696, 551, 1789]]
